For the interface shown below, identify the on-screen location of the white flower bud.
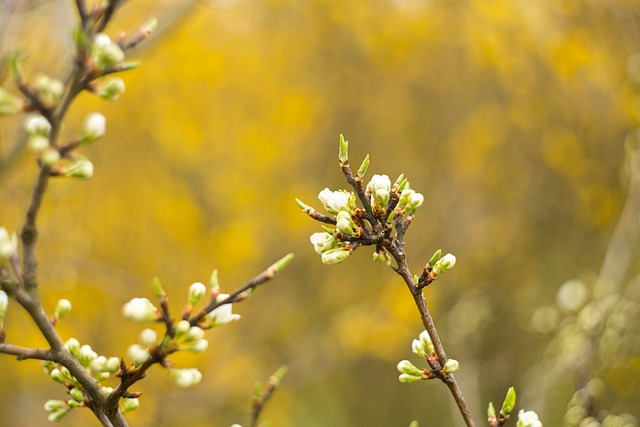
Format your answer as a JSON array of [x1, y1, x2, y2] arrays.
[[54, 299, 72, 320], [183, 338, 208, 353], [433, 253, 456, 275], [25, 115, 51, 137], [41, 148, 61, 166], [122, 298, 159, 322], [64, 338, 81, 357], [397, 360, 423, 376], [92, 34, 125, 70], [44, 400, 67, 412], [78, 344, 98, 366], [0, 228, 18, 265], [411, 338, 426, 358], [28, 135, 49, 152], [127, 344, 150, 366], [202, 294, 240, 327], [336, 211, 357, 235], [188, 282, 207, 306], [69, 387, 85, 402], [96, 78, 125, 101], [0, 290, 8, 326], [81, 113, 106, 143], [35, 75, 64, 106], [47, 407, 70, 422], [174, 320, 191, 338], [105, 357, 121, 373], [121, 397, 140, 413], [321, 248, 351, 265], [318, 188, 353, 214], [139, 328, 157, 346], [444, 359, 459, 373], [367, 174, 391, 208], [310, 232, 337, 254], [398, 373, 422, 383], [64, 159, 93, 179], [50, 368, 66, 384], [184, 326, 205, 342], [169, 368, 202, 388], [517, 410, 543, 427], [419, 330, 435, 355], [90, 356, 108, 372]]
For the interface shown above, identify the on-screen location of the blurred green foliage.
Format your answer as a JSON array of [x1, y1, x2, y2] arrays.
[[1, 0, 639, 426]]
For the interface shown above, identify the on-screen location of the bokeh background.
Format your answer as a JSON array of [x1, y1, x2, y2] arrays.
[[1, 0, 640, 426]]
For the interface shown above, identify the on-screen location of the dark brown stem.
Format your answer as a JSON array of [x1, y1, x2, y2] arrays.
[[386, 242, 476, 427]]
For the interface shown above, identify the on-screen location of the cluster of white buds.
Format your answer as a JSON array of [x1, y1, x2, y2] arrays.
[[0, 227, 18, 265], [298, 135, 429, 267], [398, 330, 460, 383], [91, 34, 125, 71], [35, 74, 64, 107]]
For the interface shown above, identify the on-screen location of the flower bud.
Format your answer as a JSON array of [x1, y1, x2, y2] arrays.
[[25, 115, 51, 137], [321, 248, 351, 265], [139, 328, 157, 346], [411, 339, 426, 358], [398, 373, 422, 383], [0, 228, 18, 266], [47, 406, 71, 422], [121, 397, 140, 413], [122, 298, 160, 322], [209, 269, 220, 294], [336, 211, 357, 236], [318, 188, 354, 214], [78, 344, 98, 366], [90, 356, 108, 372], [310, 232, 337, 254], [183, 338, 208, 353], [92, 34, 125, 70], [419, 330, 435, 355], [517, 410, 542, 427], [69, 387, 85, 402], [95, 78, 125, 101], [0, 290, 8, 327], [397, 360, 423, 376], [50, 368, 67, 384], [174, 320, 191, 338], [433, 253, 456, 275], [443, 359, 459, 373], [184, 326, 205, 342], [41, 148, 61, 167], [372, 250, 391, 265], [105, 357, 121, 373], [202, 295, 240, 327], [169, 368, 202, 388], [44, 400, 67, 412], [35, 74, 64, 106], [188, 282, 207, 306], [367, 174, 391, 208], [64, 338, 81, 357], [127, 344, 150, 366], [54, 299, 72, 320], [28, 135, 49, 152], [81, 113, 106, 144]]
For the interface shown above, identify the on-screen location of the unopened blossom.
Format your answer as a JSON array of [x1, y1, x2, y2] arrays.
[[121, 298, 159, 322]]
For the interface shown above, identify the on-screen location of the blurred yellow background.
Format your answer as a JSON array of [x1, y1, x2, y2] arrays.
[[1, 0, 639, 426]]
